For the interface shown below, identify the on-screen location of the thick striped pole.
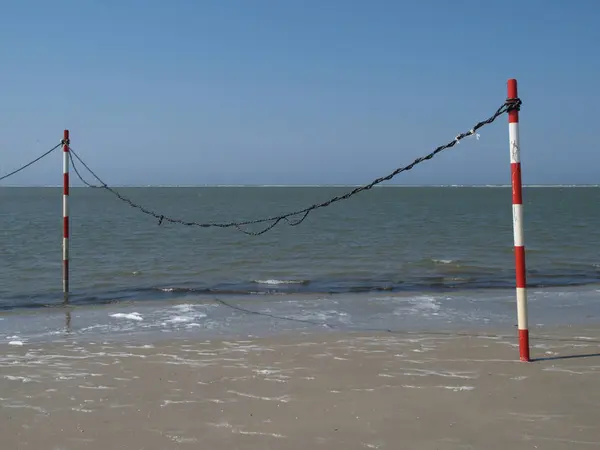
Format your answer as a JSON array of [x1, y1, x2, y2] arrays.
[[63, 130, 70, 303], [507, 79, 529, 362]]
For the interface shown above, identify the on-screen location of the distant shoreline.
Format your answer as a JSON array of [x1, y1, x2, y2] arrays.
[[1, 184, 599, 188]]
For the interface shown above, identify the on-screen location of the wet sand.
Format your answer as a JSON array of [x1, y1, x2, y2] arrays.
[[2, 327, 600, 449]]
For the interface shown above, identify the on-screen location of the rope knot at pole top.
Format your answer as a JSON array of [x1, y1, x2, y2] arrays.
[[505, 97, 522, 112]]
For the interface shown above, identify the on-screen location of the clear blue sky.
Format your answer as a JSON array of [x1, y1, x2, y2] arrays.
[[1, 0, 598, 186]]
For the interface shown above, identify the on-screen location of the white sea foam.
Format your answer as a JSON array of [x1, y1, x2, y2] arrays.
[[409, 296, 441, 311], [4, 375, 34, 382], [164, 312, 207, 324], [389, 295, 441, 316], [227, 390, 291, 403], [109, 312, 143, 321], [173, 304, 196, 312], [254, 279, 307, 285], [440, 385, 475, 391]]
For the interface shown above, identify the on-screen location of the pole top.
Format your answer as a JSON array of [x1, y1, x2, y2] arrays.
[[507, 79, 518, 98], [64, 130, 69, 139]]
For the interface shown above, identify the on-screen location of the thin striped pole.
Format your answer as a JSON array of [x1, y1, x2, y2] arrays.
[[63, 130, 70, 304], [507, 79, 529, 362]]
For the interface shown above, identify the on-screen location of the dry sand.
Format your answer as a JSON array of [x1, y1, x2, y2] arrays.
[[1, 327, 600, 449]]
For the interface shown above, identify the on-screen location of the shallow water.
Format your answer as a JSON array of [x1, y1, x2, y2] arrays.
[[1, 186, 599, 343], [2, 285, 599, 345], [1, 186, 599, 309]]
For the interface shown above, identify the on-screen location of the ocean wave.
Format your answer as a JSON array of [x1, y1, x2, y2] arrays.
[[0, 267, 598, 312]]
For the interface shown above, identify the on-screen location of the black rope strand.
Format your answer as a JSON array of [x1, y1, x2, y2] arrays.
[[0, 143, 62, 182], [68, 98, 521, 235], [212, 297, 334, 328], [68, 152, 98, 188]]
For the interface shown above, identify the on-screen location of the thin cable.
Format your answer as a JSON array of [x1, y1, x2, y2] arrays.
[[0, 143, 62, 182]]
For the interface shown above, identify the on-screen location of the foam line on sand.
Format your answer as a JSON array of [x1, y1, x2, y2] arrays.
[[1, 327, 600, 449]]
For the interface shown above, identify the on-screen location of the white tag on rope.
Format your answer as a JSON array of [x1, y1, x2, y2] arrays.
[[468, 129, 480, 140]]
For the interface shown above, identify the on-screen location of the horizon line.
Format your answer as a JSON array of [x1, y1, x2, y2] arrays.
[[1, 184, 599, 188]]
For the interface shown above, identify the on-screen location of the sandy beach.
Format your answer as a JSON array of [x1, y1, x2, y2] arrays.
[[2, 326, 600, 449]]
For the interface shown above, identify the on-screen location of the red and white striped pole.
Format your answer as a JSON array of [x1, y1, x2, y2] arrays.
[[63, 129, 70, 303], [507, 79, 529, 362]]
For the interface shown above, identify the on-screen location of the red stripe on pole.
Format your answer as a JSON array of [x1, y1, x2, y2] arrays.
[[515, 246, 526, 288], [63, 129, 70, 303], [508, 79, 529, 362], [508, 79, 519, 123], [519, 329, 530, 361], [511, 163, 522, 204]]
